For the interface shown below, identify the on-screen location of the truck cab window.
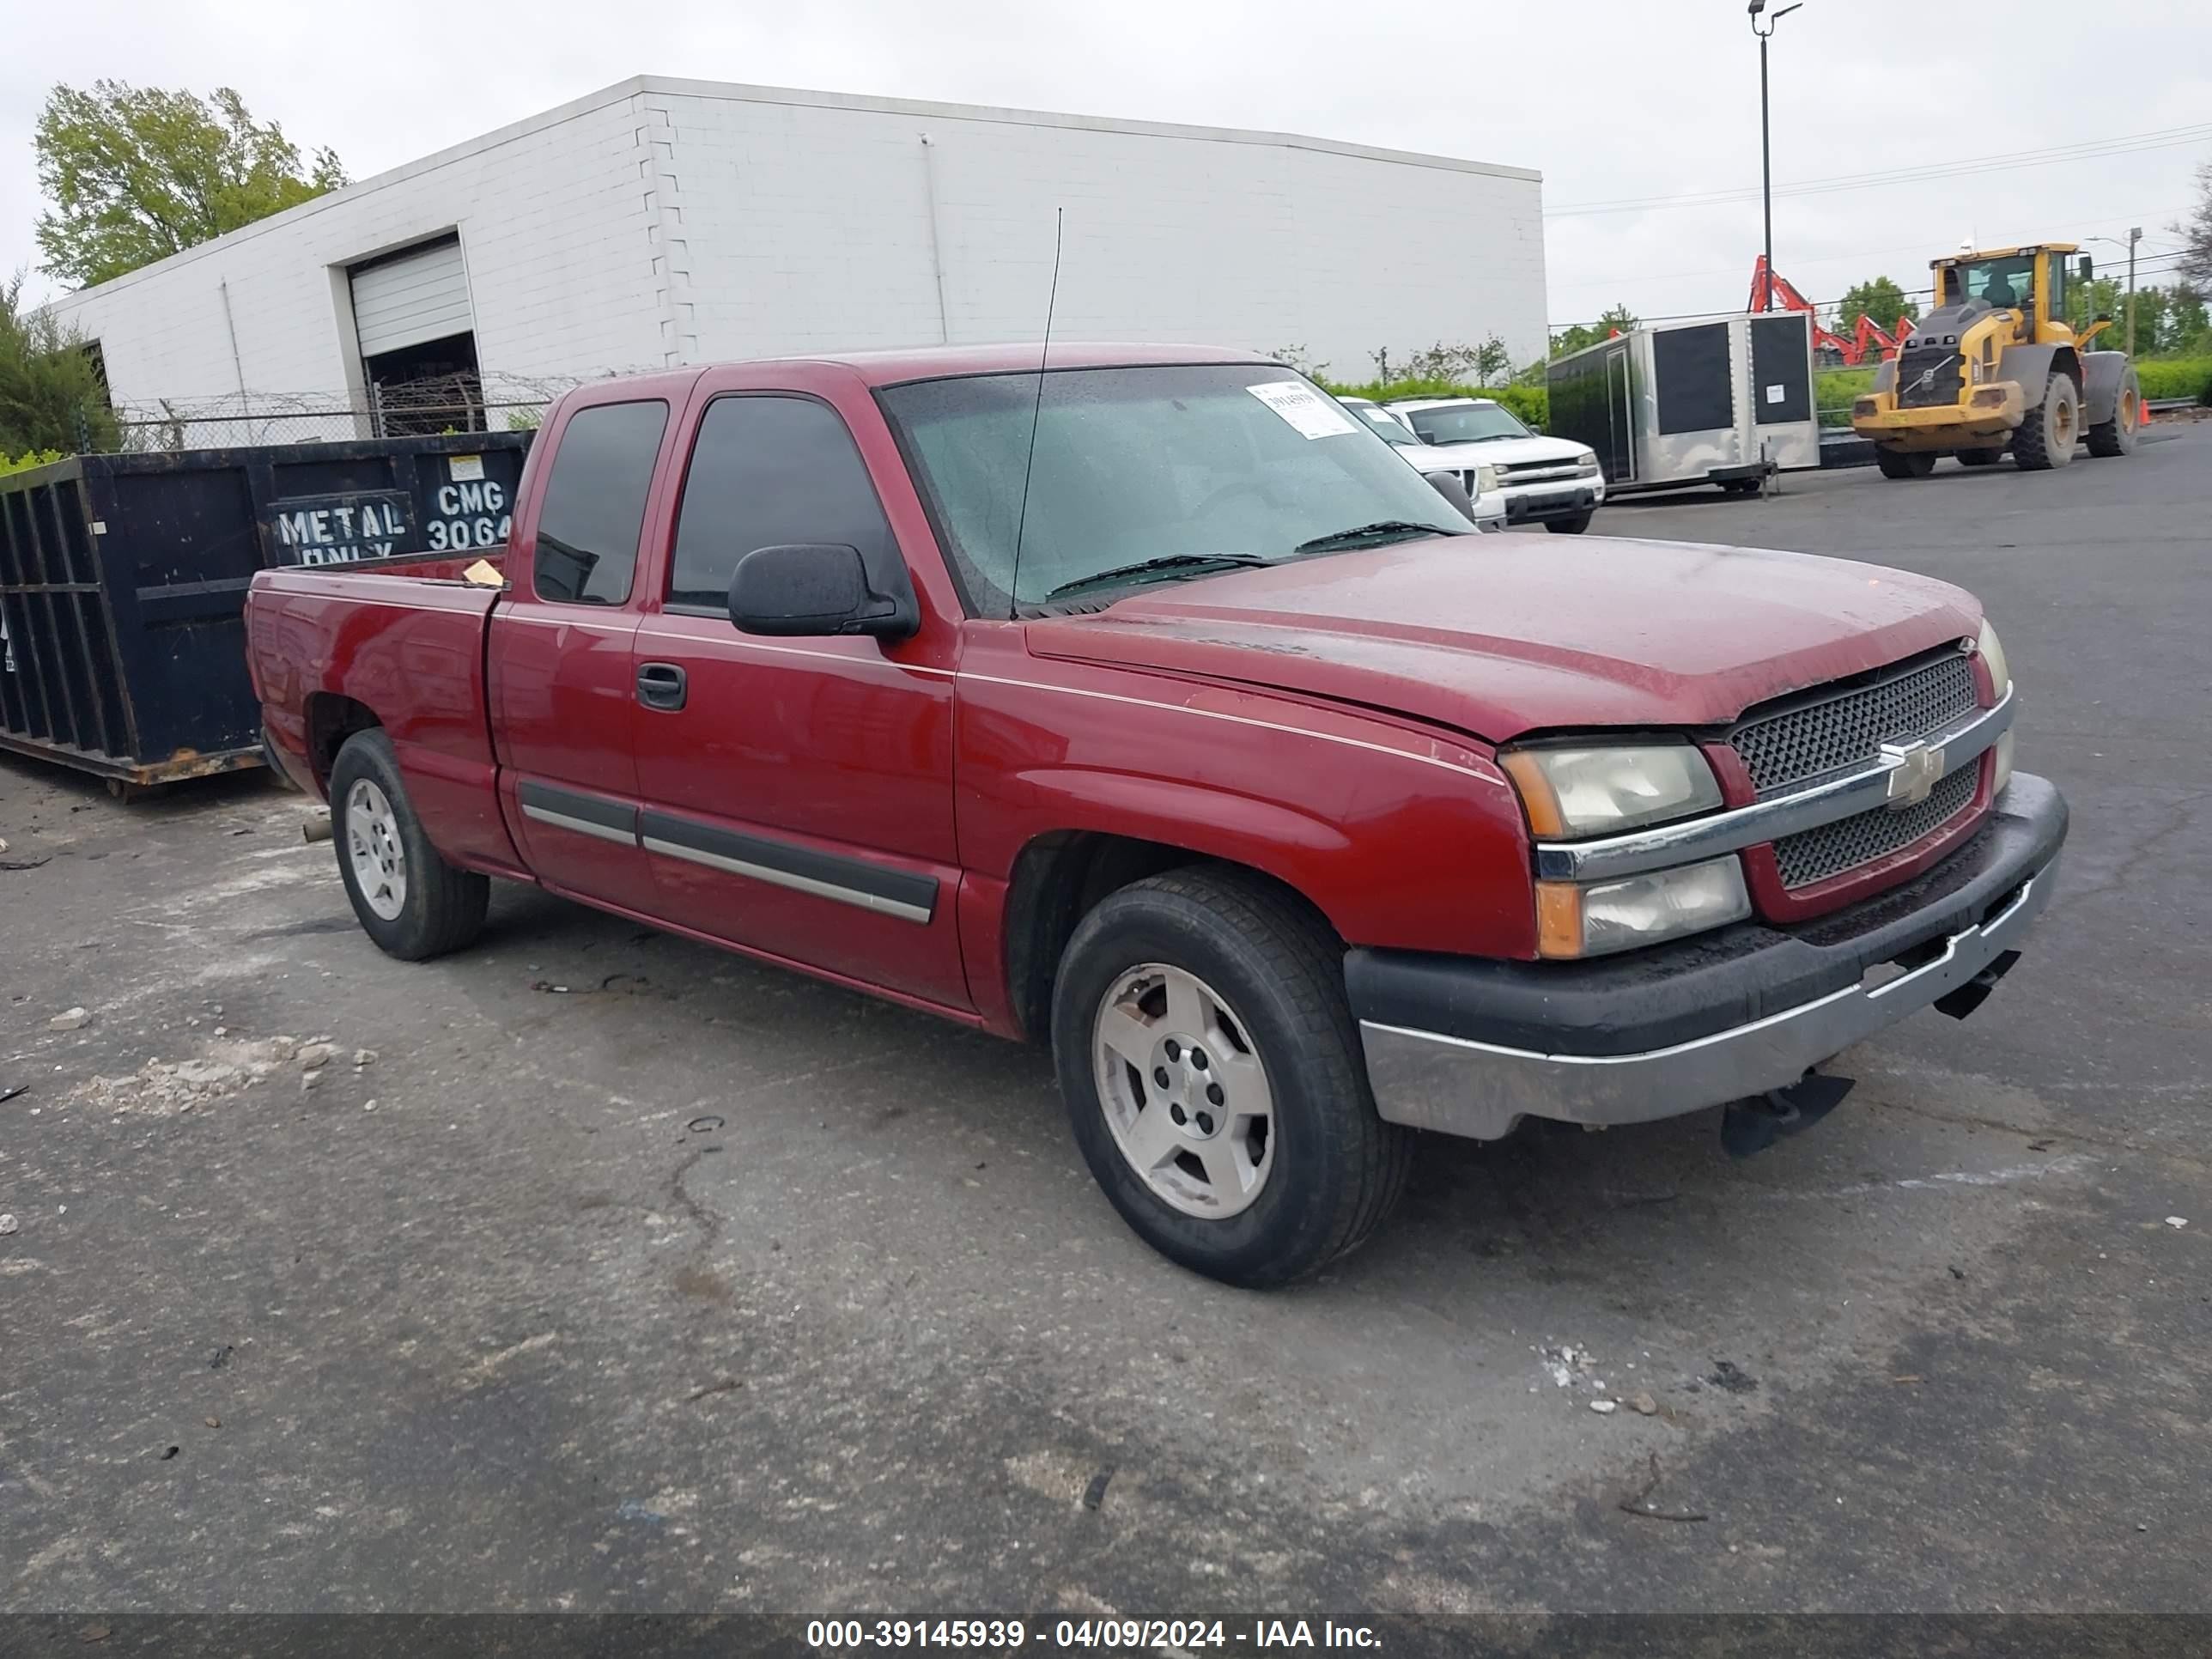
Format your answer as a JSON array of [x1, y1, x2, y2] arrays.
[[532, 399, 669, 605], [668, 396, 894, 612]]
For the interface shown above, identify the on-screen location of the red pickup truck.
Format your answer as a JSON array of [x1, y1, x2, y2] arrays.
[[246, 344, 2066, 1286]]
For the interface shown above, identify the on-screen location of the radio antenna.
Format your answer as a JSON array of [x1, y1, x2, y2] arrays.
[[1008, 207, 1064, 619]]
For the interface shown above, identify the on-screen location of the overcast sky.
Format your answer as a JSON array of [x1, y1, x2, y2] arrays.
[[6, 0, 2209, 337]]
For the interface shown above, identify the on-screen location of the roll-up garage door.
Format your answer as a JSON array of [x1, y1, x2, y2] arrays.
[[350, 236, 472, 357]]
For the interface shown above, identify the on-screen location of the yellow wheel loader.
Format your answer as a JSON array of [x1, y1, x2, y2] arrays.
[[1850, 243, 2142, 477]]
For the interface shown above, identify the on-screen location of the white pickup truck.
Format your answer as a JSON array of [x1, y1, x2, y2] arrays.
[[1387, 396, 1605, 535], [1335, 398, 1506, 530]]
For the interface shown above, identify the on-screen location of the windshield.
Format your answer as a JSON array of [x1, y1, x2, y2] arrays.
[[1345, 403, 1419, 447], [879, 365, 1469, 611], [1401, 403, 1532, 445], [1942, 256, 2037, 310]]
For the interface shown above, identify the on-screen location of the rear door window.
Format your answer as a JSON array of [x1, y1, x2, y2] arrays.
[[666, 395, 894, 612], [532, 399, 669, 605]]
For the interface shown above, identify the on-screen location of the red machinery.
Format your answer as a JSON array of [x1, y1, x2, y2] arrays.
[[1747, 256, 1913, 365]]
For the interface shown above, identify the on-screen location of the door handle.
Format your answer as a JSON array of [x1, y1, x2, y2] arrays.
[[636, 662, 688, 711]]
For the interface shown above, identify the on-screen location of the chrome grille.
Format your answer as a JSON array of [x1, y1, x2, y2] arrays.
[[1498, 460, 1587, 483], [1730, 651, 1978, 797], [1772, 765, 1978, 889]]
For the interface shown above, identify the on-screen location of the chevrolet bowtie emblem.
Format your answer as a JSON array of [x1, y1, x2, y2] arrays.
[[1881, 739, 1946, 808]]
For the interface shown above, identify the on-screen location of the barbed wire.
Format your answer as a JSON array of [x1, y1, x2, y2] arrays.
[[93, 368, 680, 452]]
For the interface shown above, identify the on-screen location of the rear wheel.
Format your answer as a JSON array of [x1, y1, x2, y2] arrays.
[[1051, 867, 1412, 1287], [2087, 372, 2141, 458], [1543, 511, 1594, 534], [1955, 447, 2005, 468], [1719, 477, 1763, 496], [2011, 373, 2079, 471], [329, 730, 489, 960], [1875, 449, 1937, 479]]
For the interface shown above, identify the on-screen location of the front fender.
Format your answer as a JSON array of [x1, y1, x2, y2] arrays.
[[954, 660, 1537, 962], [1997, 343, 2071, 398], [1010, 769, 1355, 870]]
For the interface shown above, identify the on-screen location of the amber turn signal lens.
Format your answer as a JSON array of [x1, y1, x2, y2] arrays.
[[1499, 750, 1566, 837], [1534, 882, 1584, 959]]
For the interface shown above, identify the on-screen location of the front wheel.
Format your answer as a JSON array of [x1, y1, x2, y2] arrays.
[[1051, 868, 1412, 1287], [1876, 449, 1937, 479], [329, 730, 489, 960], [1543, 512, 1594, 535], [2011, 372, 2079, 471]]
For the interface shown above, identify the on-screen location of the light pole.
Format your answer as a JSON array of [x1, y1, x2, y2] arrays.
[[2085, 229, 2146, 351], [1749, 0, 1803, 310], [2126, 225, 2142, 356]]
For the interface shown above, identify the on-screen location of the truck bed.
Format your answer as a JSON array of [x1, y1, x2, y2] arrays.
[[247, 551, 520, 872]]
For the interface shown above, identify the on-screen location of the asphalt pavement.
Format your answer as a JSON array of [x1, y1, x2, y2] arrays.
[[3, 428, 2207, 1629]]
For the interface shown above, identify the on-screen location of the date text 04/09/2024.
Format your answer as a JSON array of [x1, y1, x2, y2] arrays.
[[804, 1619, 1382, 1649]]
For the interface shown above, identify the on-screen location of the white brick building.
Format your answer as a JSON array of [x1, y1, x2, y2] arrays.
[[46, 76, 1545, 440]]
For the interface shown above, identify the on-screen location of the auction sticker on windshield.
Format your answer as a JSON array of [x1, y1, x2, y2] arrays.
[[1248, 381, 1358, 439]]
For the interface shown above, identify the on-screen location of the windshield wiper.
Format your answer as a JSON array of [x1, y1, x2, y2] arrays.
[[1042, 552, 1273, 602], [1293, 520, 1462, 555]]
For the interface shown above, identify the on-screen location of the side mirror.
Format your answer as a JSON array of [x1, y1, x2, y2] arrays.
[[2076, 255, 2094, 282], [2094, 313, 2114, 326], [1425, 471, 1478, 522], [727, 543, 918, 640]]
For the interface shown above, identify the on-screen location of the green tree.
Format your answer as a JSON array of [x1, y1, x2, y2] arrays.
[[1836, 276, 1917, 335], [0, 272, 120, 454], [2069, 276, 2124, 342], [35, 81, 347, 289], [1473, 334, 1513, 386], [1549, 302, 1639, 360], [2176, 160, 2212, 285], [2126, 286, 2169, 356], [2167, 284, 2210, 357]]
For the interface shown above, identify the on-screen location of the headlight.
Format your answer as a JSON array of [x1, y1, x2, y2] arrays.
[[1535, 856, 1751, 959], [1475, 463, 1500, 494], [1977, 619, 2009, 696], [1978, 621, 2014, 793], [1499, 744, 1724, 839]]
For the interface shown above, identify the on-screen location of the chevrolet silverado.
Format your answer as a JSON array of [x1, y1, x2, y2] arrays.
[[245, 344, 2066, 1286]]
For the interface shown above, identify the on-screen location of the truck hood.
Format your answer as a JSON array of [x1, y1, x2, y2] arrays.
[[1023, 537, 1980, 743], [1425, 434, 1590, 467]]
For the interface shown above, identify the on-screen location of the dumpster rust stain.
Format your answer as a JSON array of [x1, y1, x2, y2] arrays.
[[126, 748, 267, 787]]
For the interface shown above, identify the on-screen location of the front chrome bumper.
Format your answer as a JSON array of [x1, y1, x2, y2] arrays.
[[1502, 475, 1604, 521], [1352, 775, 2065, 1142]]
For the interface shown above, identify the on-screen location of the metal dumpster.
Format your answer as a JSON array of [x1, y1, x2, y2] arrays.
[[0, 433, 530, 792]]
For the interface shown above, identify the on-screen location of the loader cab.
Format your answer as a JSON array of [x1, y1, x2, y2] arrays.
[[1931, 245, 2082, 346]]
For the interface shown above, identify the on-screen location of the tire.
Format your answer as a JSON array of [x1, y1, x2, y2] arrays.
[[1543, 512, 1594, 535], [327, 729, 489, 960], [1875, 449, 1937, 479], [2086, 371, 2141, 458], [1955, 447, 2005, 468], [2011, 372, 2080, 471], [1050, 866, 1413, 1288], [1720, 477, 1762, 496]]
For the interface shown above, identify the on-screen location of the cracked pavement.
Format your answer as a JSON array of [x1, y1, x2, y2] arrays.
[[2, 428, 2207, 1623]]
